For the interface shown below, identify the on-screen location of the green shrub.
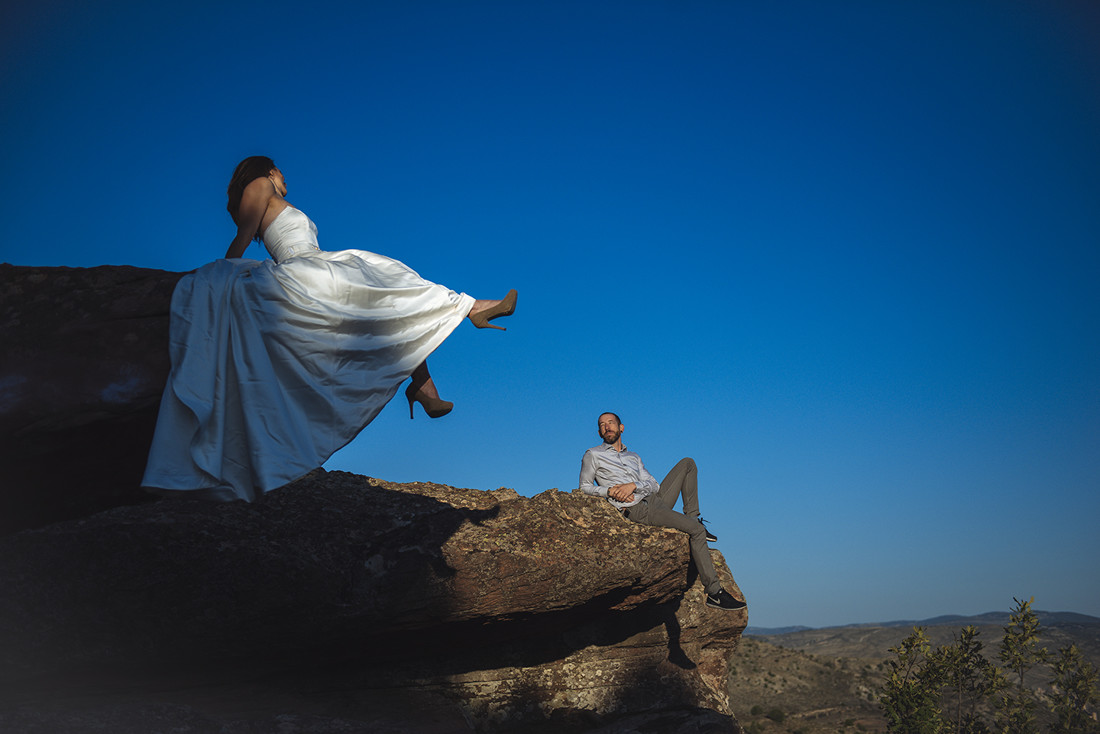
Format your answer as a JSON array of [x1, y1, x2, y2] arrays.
[[877, 597, 1100, 734]]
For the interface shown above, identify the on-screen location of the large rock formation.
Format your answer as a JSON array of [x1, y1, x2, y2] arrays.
[[0, 263, 185, 533], [0, 470, 747, 732], [0, 264, 748, 731]]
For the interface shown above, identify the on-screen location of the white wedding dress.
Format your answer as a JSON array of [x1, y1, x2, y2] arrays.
[[142, 206, 475, 501]]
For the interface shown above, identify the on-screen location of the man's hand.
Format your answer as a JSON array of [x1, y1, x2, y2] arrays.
[[607, 483, 637, 503]]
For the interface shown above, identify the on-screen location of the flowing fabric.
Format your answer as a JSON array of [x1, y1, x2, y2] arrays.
[[142, 207, 474, 501]]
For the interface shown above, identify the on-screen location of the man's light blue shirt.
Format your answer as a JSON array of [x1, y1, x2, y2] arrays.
[[578, 442, 660, 509]]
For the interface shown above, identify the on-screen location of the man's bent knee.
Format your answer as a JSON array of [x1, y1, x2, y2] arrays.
[[676, 457, 697, 473]]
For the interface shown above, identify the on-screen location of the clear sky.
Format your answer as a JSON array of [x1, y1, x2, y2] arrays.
[[3, 1, 1098, 629]]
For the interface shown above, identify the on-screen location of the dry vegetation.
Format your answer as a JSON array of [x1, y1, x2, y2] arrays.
[[728, 636, 887, 734], [727, 616, 1100, 734]]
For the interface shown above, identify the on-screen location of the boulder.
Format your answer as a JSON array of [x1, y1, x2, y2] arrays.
[[0, 470, 747, 732], [0, 263, 749, 731], [0, 263, 186, 533]]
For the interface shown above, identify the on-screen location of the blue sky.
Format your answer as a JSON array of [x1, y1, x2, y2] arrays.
[[2, 1, 1097, 628]]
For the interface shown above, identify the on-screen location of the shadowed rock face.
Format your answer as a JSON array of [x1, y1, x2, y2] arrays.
[[0, 263, 186, 533], [0, 471, 746, 731]]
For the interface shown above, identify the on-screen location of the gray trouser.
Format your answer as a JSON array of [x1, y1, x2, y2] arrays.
[[622, 457, 720, 595]]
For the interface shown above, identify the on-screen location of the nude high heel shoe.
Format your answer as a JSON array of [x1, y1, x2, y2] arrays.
[[469, 289, 517, 330], [405, 383, 454, 419]]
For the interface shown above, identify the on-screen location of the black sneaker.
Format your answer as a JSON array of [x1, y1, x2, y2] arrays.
[[699, 517, 717, 542], [706, 589, 747, 611]]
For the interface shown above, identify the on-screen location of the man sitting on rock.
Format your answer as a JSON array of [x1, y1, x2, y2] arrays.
[[579, 411, 746, 611]]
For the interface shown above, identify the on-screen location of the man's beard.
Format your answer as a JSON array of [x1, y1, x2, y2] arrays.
[[601, 429, 621, 445]]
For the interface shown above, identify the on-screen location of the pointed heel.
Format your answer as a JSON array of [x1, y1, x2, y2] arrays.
[[405, 383, 453, 419], [470, 289, 517, 330]]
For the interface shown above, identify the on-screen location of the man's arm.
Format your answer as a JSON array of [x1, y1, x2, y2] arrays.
[[632, 456, 660, 498], [581, 450, 637, 503], [579, 450, 608, 497]]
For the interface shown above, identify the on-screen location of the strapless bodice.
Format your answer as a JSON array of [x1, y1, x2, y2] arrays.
[[262, 206, 321, 262]]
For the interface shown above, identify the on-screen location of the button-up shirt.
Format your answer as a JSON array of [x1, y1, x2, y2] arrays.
[[578, 442, 660, 509]]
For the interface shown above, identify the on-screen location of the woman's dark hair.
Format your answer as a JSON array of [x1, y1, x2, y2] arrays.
[[226, 156, 276, 240]]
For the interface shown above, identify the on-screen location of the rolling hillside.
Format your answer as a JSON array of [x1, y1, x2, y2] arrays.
[[728, 611, 1100, 734]]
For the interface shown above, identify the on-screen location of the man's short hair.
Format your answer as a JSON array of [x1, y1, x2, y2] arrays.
[[598, 411, 622, 425]]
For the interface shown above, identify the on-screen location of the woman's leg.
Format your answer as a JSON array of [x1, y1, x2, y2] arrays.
[[405, 360, 453, 419], [468, 298, 499, 318], [408, 361, 442, 400]]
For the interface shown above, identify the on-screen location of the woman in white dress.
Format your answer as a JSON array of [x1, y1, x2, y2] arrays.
[[142, 156, 516, 501]]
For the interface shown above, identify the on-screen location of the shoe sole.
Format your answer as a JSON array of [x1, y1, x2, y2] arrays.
[[706, 598, 747, 610]]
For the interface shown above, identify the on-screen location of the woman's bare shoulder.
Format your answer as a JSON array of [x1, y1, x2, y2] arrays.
[[242, 176, 277, 197], [240, 177, 282, 216]]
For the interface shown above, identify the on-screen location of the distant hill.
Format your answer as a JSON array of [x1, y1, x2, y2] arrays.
[[746, 610, 1100, 636], [746, 610, 1100, 672], [745, 625, 814, 635]]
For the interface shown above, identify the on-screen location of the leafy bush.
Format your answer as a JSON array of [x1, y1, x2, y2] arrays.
[[878, 597, 1100, 734]]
